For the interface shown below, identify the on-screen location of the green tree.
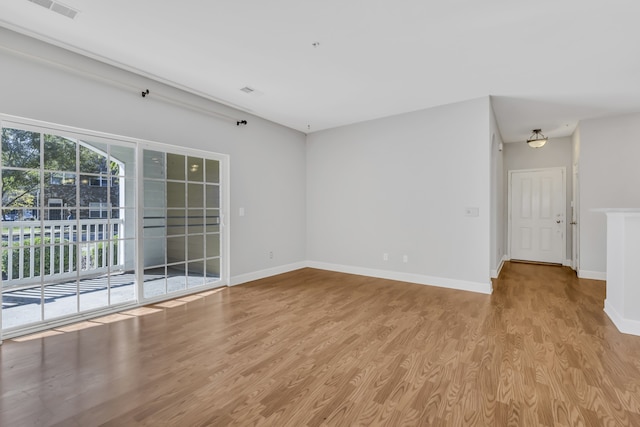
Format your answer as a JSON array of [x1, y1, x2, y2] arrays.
[[1, 128, 40, 217], [2, 128, 116, 220], [44, 134, 77, 171]]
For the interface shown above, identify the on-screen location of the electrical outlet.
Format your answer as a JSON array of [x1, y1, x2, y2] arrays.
[[403, 255, 408, 263], [269, 251, 273, 259], [383, 253, 389, 261]]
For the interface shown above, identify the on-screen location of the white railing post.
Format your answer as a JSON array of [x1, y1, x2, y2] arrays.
[[18, 225, 24, 280], [58, 223, 63, 274], [48, 224, 54, 278], [29, 224, 35, 278], [7, 225, 14, 281]]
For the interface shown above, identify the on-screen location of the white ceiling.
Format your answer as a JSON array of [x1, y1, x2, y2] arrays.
[[1, 0, 639, 141]]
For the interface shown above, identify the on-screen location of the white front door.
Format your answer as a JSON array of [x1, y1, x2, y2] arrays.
[[509, 168, 565, 264]]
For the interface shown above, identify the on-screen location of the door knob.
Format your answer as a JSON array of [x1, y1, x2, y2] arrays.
[[556, 220, 561, 224], [570, 221, 577, 225]]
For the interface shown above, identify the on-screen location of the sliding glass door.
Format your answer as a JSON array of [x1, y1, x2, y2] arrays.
[[1, 115, 228, 338]]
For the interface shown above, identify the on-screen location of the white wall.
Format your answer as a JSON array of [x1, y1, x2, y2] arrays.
[[489, 103, 505, 277], [578, 113, 640, 278], [0, 28, 307, 283], [306, 97, 492, 293], [503, 136, 573, 262]]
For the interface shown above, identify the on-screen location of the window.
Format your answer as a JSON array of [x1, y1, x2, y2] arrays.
[[48, 198, 63, 220], [50, 172, 76, 185], [89, 176, 110, 187], [89, 202, 110, 219]]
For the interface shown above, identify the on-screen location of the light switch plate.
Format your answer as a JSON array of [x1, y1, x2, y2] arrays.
[[464, 207, 479, 217]]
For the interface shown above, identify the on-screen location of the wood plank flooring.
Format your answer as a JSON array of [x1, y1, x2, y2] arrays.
[[1, 262, 640, 426]]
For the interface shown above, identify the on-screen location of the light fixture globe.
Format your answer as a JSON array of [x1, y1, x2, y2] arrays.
[[527, 129, 548, 148]]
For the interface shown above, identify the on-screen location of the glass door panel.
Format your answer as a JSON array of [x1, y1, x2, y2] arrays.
[[141, 148, 223, 300], [1, 124, 136, 334]]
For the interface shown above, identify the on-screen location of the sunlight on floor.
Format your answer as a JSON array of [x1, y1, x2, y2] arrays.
[[9, 287, 226, 342]]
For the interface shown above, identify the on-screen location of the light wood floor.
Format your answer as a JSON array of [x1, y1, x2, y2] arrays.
[[2, 262, 640, 426]]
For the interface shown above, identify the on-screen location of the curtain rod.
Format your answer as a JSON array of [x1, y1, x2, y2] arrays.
[[0, 43, 248, 126]]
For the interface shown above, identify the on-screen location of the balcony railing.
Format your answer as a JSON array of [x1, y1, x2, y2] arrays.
[[1, 218, 125, 290]]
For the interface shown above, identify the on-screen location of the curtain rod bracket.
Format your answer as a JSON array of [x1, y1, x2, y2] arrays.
[[236, 120, 247, 126], [141, 89, 149, 98]]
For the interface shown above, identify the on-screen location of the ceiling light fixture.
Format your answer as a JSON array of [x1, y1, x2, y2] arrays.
[[526, 129, 548, 148]]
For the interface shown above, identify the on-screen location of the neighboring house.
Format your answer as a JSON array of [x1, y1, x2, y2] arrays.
[[45, 174, 119, 220]]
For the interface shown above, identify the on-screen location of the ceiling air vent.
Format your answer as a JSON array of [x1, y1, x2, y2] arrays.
[[28, 0, 79, 19], [28, 0, 53, 7], [240, 86, 255, 94]]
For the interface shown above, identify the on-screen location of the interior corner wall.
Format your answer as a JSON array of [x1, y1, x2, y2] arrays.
[[489, 102, 505, 277], [578, 113, 640, 278], [0, 28, 307, 283], [571, 126, 581, 271], [503, 136, 573, 263], [306, 97, 492, 292]]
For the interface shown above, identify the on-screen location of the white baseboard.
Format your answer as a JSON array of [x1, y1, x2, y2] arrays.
[[491, 255, 508, 279], [230, 262, 307, 286], [231, 260, 493, 294], [604, 300, 640, 336], [307, 261, 492, 295], [578, 270, 606, 280], [563, 259, 572, 268]]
